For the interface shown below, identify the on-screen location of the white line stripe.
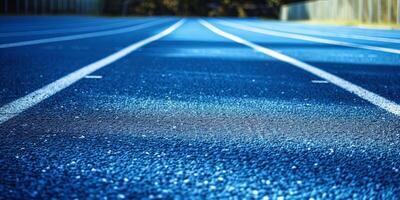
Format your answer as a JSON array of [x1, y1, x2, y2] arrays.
[[311, 80, 329, 84], [217, 20, 400, 55], [200, 20, 400, 116], [0, 20, 103, 30], [0, 19, 170, 49], [356, 25, 393, 30], [0, 19, 185, 124], [84, 75, 103, 79], [245, 23, 400, 44], [0, 20, 145, 37]]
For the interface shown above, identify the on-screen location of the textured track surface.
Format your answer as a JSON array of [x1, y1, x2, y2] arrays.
[[0, 16, 399, 199]]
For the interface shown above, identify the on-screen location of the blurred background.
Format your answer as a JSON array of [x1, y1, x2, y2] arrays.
[[0, 0, 299, 18], [0, 0, 399, 25]]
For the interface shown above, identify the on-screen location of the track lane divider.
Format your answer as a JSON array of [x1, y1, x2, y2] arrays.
[[200, 19, 400, 116], [0, 20, 150, 37], [243, 21, 400, 44], [0, 18, 172, 48], [0, 19, 185, 124], [217, 20, 400, 55]]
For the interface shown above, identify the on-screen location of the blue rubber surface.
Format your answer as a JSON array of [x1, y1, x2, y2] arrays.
[[0, 16, 399, 199]]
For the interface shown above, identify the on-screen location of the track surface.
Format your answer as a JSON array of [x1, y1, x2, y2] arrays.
[[0, 16, 400, 199]]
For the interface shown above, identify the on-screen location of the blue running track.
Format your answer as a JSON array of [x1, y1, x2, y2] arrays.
[[0, 16, 399, 199]]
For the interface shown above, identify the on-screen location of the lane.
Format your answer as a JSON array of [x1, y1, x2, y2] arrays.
[[0, 16, 132, 32], [249, 24, 400, 44], [0, 18, 399, 199], [0, 19, 184, 124], [0, 18, 169, 47], [218, 20, 400, 54], [0, 18, 178, 107], [239, 20, 400, 50], [0, 20, 145, 38], [235, 19, 400, 39], [201, 20, 400, 116], [213, 19, 400, 105], [0, 18, 155, 44]]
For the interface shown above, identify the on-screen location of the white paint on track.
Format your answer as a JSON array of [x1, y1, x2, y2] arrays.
[[217, 20, 400, 55], [356, 25, 393, 30], [0, 20, 146, 37], [245, 23, 400, 44], [84, 75, 103, 79], [0, 19, 185, 124], [200, 19, 400, 116], [311, 80, 329, 84], [0, 19, 170, 48]]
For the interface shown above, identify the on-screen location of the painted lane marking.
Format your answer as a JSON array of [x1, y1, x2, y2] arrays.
[[0, 19, 118, 30], [311, 80, 329, 84], [0, 19, 171, 49], [217, 20, 400, 55], [200, 20, 400, 116], [356, 25, 393, 30], [244, 22, 400, 44], [84, 75, 103, 79], [0, 20, 148, 37], [0, 19, 185, 124]]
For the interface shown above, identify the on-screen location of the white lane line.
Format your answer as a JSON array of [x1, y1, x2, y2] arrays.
[[245, 23, 400, 44], [0, 20, 144, 37], [1, 19, 113, 29], [217, 20, 400, 55], [84, 75, 103, 79], [357, 25, 393, 30], [200, 20, 400, 116], [0, 19, 170, 49], [0, 19, 185, 124], [311, 80, 329, 84]]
